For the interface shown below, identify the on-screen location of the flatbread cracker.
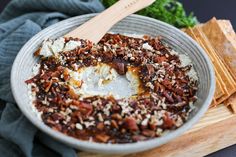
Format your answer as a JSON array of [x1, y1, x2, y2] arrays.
[[193, 26, 236, 91], [184, 28, 228, 99], [217, 20, 236, 47], [225, 93, 236, 113], [184, 20, 236, 109], [215, 78, 224, 99], [211, 98, 217, 107], [201, 17, 236, 81], [192, 26, 236, 104]]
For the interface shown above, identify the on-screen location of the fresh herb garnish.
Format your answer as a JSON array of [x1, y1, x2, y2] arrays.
[[101, 0, 198, 28]]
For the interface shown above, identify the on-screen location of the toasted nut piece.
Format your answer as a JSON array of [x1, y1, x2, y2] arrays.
[[113, 62, 126, 75], [163, 113, 174, 128], [146, 64, 155, 75], [111, 113, 122, 120], [97, 122, 105, 131], [153, 55, 167, 63], [163, 91, 174, 103], [142, 129, 155, 137], [132, 135, 147, 141], [124, 117, 139, 132], [95, 134, 110, 143], [111, 120, 119, 129], [72, 100, 93, 117]]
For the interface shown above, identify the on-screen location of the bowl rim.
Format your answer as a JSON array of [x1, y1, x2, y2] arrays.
[[11, 13, 215, 153]]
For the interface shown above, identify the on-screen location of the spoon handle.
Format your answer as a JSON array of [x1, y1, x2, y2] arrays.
[[64, 0, 155, 43]]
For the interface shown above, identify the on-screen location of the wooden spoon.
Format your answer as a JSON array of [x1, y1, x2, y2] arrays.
[[64, 0, 155, 43]]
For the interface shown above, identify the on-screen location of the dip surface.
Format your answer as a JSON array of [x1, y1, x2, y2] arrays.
[[26, 33, 198, 143]]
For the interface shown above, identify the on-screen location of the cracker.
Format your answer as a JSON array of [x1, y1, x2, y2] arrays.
[[211, 99, 217, 107], [201, 18, 236, 81], [215, 78, 224, 99], [194, 26, 236, 103], [184, 28, 228, 98], [184, 19, 236, 111], [225, 93, 236, 113], [193, 27, 236, 87], [217, 20, 236, 47], [196, 28, 236, 89]]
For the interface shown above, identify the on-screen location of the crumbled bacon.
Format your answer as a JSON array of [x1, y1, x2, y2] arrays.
[[132, 135, 147, 141], [142, 129, 156, 137], [124, 117, 139, 132], [163, 113, 175, 129], [95, 134, 110, 143], [113, 61, 126, 75], [72, 100, 93, 117], [146, 64, 155, 75]]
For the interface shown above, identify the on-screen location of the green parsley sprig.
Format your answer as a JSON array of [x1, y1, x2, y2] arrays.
[[101, 0, 198, 28]]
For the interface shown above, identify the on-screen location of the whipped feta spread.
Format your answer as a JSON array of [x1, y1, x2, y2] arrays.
[[142, 43, 154, 51], [67, 63, 140, 99], [39, 37, 81, 57]]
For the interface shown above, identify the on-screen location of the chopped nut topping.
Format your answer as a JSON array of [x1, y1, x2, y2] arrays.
[[76, 123, 83, 130]]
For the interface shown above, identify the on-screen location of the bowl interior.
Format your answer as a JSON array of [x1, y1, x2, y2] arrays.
[[11, 14, 215, 154]]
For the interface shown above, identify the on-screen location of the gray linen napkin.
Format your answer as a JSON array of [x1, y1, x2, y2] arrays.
[[0, 0, 104, 157]]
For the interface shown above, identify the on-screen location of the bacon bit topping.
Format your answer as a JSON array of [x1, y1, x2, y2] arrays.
[[142, 129, 156, 137], [113, 61, 126, 75], [124, 117, 139, 132], [72, 100, 93, 117], [95, 134, 110, 143]]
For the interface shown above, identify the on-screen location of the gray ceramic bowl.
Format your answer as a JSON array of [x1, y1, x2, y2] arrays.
[[11, 13, 215, 154]]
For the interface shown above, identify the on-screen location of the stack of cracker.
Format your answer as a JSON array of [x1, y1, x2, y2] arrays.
[[183, 17, 236, 113]]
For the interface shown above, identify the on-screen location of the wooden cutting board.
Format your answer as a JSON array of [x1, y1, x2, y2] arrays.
[[78, 104, 236, 157]]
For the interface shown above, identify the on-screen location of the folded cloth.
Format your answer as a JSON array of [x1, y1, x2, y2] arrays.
[[0, 0, 104, 157]]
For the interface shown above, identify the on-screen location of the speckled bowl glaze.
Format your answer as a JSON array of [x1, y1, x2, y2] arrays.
[[11, 14, 215, 154]]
